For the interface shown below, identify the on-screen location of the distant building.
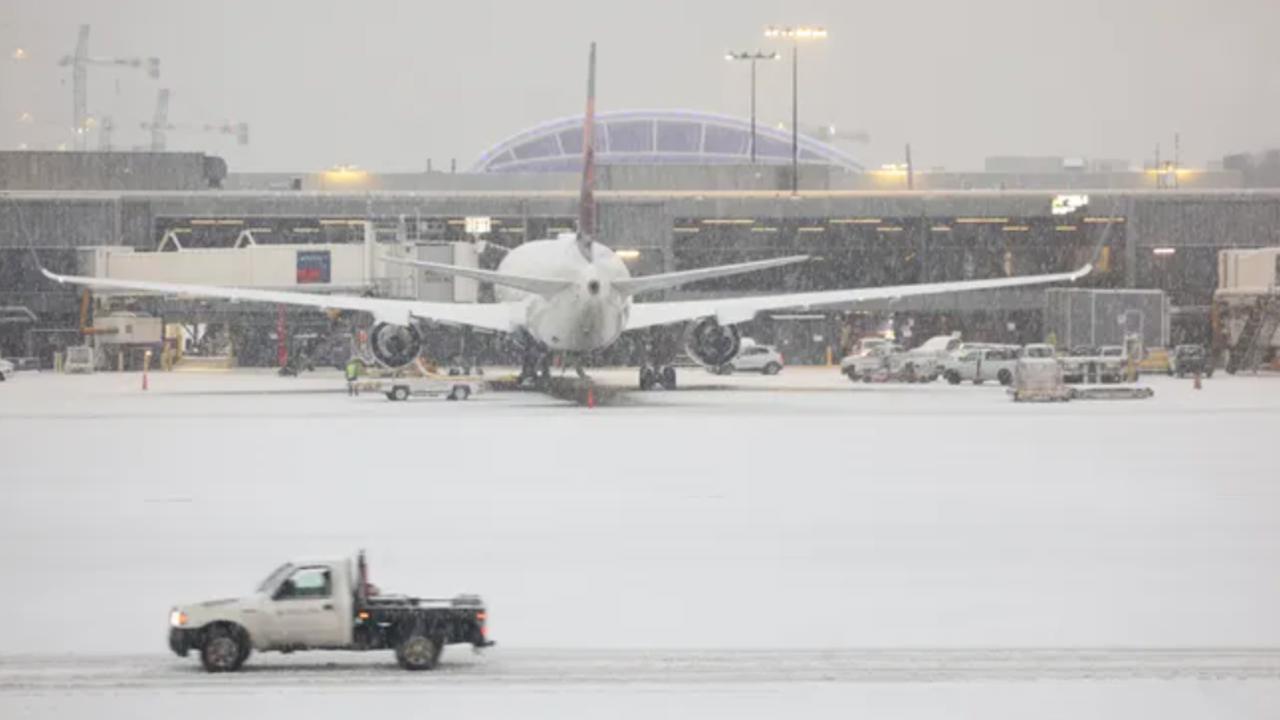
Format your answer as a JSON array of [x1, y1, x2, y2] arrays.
[[470, 110, 864, 174]]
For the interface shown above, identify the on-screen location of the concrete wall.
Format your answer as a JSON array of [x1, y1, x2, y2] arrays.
[[0, 151, 224, 191]]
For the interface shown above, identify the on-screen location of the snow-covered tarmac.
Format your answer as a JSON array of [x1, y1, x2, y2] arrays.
[[2, 367, 1278, 717]]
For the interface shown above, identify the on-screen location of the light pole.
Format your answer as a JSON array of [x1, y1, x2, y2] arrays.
[[764, 25, 827, 194], [724, 50, 778, 164]]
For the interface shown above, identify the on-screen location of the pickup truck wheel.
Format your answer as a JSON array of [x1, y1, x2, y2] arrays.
[[448, 385, 470, 401], [945, 370, 961, 385], [997, 369, 1013, 386], [391, 385, 410, 401], [396, 634, 438, 671], [200, 627, 246, 673]]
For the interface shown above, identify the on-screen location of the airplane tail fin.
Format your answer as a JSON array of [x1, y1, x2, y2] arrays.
[[576, 42, 597, 262], [613, 255, 810, 297]]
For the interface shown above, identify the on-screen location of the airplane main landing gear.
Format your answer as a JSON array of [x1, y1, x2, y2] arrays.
[[639, 365, 677, 391], [516, 331, 552, 387]]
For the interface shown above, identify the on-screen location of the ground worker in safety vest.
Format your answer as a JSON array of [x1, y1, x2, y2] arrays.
[[345, 358, 362, 396]]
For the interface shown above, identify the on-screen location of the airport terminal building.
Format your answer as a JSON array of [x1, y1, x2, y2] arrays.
[[2, 114, 1279, 367]]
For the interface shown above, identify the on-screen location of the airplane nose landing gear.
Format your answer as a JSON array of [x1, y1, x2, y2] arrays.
[[637, 328, 679, 390]]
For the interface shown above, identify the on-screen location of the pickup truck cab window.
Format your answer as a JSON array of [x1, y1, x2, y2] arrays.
[[274, 566, 332, 600]]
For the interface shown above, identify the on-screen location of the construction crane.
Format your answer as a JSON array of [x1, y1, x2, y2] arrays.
[[140, 88, 249, 151], [58, 24, 159, 150]]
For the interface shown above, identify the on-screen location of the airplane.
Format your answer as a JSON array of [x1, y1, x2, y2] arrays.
[[41, 42, 1102, 390]]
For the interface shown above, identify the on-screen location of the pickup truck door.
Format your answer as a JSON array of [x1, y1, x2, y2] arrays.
[[268, 565, 350, 648], [956, 350, 980, 379]]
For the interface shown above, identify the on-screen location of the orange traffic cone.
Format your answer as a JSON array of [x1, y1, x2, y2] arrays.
[[586, 387, 595, 408]]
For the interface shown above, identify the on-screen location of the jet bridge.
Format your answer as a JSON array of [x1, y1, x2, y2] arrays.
[[75, 222, 481, 303]]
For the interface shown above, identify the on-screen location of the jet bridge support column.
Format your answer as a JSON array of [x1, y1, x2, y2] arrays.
[[276, 305, 287, 368]]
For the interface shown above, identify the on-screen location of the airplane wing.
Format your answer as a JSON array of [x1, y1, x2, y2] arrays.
[[613, 255, 809, 296], [39, 269, 519, 333], [626, 263, 1093, 331], [381, 256, 571, 297]]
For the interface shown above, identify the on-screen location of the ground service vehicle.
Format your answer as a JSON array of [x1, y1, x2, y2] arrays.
[[1019, 343, 1057, 359], [1171, 344, 1213, 378], [840, 334, 960, 383], [353, 374, 482, 401], [942, 346, 1020, 385], [1136, 347, 1173, 375], [1012, 357, 1072, 402], [168, 552, 492, 672], [63, 345, 94, 373], [841, 343, 905, 382], [1061, 346, 1126, 383], [715, 341, 784, 375]]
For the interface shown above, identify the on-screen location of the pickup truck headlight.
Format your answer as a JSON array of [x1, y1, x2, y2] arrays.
[[169, 609, 188, 627]]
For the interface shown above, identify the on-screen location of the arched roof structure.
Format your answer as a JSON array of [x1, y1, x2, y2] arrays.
[[470, 110, 864, 173]]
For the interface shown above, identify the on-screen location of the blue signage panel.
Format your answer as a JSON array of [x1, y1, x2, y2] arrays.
[[296, 250, 331, 284]]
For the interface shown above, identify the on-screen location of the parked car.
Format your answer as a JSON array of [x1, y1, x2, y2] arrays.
[[942, 345, 1020, 385], [715, 343, 784, 375], [1171, 344, 1213, 378]]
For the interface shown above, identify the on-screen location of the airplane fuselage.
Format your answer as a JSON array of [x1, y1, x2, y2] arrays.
[[496, 234, 632, 352]]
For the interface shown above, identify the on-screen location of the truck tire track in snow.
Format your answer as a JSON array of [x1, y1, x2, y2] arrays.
[[4, 648, 1280, 691]]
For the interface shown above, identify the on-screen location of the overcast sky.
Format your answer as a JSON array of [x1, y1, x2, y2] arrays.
[[3, 0, 1278, 172]]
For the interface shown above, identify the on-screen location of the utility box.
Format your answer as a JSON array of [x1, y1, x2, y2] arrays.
[[1044, 288, 1170, 350], [93, 313, 163, 344], [1218, 248, 1280, 293]]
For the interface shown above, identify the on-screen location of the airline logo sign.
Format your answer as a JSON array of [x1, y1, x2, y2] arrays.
[[296, 250, 331, 284], [1051, 194, 1089, 216]]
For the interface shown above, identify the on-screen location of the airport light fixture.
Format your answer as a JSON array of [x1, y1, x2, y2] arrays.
[[724, 51, 779, 164], [764, 25, 828, 194]]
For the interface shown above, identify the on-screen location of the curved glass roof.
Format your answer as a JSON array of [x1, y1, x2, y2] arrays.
[[471, 110, 864, 173]]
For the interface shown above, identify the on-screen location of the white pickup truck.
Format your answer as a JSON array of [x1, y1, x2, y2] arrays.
[[168, 552, 492, 672], [941, 345, 1021, 385], [841, 334, 962, 383]]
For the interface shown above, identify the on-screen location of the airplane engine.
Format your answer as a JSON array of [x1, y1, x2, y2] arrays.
[[683, 317, 741, 368], [369, 322, 423, 368]]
